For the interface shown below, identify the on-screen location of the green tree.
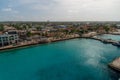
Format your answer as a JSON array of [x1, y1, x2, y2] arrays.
[[36, 27, 42, 31], [104, 26, 110, 33], [26, 31, 32, 37], [23, 25, 27, 30], [14, 24, 22, 30], [0, 24, 4, 31], [79, 30, 84, 36]]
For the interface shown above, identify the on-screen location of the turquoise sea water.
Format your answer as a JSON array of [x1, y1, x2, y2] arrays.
[[0, 38, 120, 80], [98, 34, 120, 41]]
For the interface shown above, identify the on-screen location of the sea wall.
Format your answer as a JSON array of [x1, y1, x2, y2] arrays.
[[0, 34, 80, 51]]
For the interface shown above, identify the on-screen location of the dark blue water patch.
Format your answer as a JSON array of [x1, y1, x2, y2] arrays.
[[0, 39, 120, 80]]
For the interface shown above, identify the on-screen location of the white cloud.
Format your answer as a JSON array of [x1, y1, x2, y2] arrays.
[[1, 7, 19, 14], [52, 0, 120, 21], [2, 8, 12, 12]]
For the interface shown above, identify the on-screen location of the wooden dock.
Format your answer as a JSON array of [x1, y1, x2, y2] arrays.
[[109, 57, 120, 71]]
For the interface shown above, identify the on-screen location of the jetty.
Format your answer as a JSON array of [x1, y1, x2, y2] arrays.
[[89, 36, 120, 47], [109, 57, 120, 71]]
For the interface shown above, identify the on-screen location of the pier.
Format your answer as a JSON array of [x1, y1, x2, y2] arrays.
[[89, 36, 120, 47]]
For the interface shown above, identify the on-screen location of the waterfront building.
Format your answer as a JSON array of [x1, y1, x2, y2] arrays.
[[0, 32, 19, 47], [17, 30, 27, 40]]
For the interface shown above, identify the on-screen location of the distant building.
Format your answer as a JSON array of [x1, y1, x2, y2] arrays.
[[116, 24, 120, 28], [17, 30, 27, 40], [55, 25, 67, 29], [41, 29, 50, 32], [7, 30, 18, 34], [4, 26, 16, 31]]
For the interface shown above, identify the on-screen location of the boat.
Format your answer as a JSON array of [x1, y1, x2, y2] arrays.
[[102, 40, 109, 44], [102, 39, 112, 44], [112, 42, 120, 47]]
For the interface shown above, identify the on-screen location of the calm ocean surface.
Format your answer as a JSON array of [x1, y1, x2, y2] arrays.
[[0, 38, 120, 80]]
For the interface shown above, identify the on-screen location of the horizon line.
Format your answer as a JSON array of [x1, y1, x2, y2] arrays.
[[0, 20, 120, 23]]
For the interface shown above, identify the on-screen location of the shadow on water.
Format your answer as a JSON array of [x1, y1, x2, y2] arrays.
[[36, 65, 120, 80], [108, 67, 120, 80], [36, 59, 113, 80]]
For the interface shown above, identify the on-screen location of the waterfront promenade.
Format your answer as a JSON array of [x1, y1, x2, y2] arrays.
[[0, 34, 80, 51], [1, 33, 120, 51]]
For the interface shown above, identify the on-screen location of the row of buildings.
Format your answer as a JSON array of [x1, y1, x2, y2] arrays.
[[0, 25, 68, 47], [0, 22, 119, 47]]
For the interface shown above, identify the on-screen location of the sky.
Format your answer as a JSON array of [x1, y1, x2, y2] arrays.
[[0, 0, 120, 21]]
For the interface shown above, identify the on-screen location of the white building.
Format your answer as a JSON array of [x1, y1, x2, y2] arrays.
[[0, 34, 19, 47]]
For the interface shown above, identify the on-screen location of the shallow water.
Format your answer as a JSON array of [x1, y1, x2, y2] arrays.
[[0, 38, 120, 80], [98, 34, 120, 41]]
